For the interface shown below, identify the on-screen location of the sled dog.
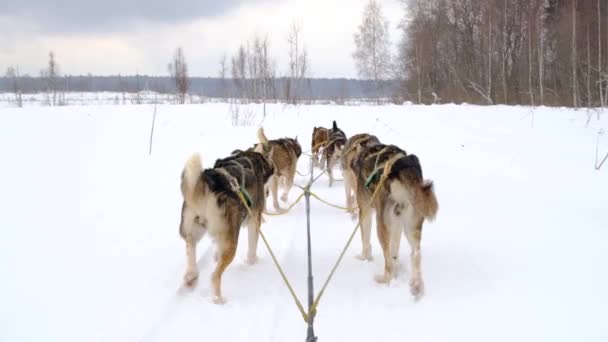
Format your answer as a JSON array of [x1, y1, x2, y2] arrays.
[[254, 128, 302, 212], [351, 143, 438, 299], [178, 150, 274, 303]]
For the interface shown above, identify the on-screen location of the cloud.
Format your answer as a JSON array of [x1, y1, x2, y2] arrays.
[[1, 0, 275, 33], [0, 0, 404, 78]]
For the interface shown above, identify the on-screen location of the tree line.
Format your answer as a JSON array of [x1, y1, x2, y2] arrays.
[[3, 0, 606, 107], [396, 0, 608, 106]]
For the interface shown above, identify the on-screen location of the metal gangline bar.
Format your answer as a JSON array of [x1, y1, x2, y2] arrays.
[[305, 157, 317, 342]]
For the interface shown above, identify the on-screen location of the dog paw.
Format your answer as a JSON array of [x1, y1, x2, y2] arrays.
[[355, 253, 372, 261], [409, 278, 425, 299], [213, 296, 227, 305], [183, 270, 199, 287], [246, 255, 258, 265], [374, 273, 391, 284]]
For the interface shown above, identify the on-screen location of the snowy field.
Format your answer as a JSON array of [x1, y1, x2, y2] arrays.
[[0, 103, 607, 342], [0, 92, 210, 107]]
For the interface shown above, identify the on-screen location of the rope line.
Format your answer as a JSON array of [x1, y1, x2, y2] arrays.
[[232, 150, 405, 323], [308, 152, 405, 317], [236, 190, 309, 323]]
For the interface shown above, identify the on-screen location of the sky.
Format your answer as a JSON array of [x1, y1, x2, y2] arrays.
[[0, 0, 403, 78]]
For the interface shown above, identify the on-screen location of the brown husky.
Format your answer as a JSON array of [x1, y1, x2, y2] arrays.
[[340, 133, 381, 216], [311, 126, 329, 168], [178, 150, 274, 303], [319, 120, 347, 187], [254, 128, 302, 212], [351, 143, 438, 299]]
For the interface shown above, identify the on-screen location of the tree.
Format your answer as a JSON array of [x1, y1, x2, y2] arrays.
[[42, 51, 59, 106], [168, 47, 189, 104], [5, 66, 22, 107], [353, 0, 392, 104], [572, 0, 578, 107], [231, 45, 247, 100], [599, 0, 604, 106], [219, 53, 228, 99], [286, 21, 309, 104]]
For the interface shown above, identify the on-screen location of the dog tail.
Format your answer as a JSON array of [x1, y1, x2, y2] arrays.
[[181, 153, 203, 207], [415, 180, 438, 221], [257, 127, 270, 144], [332, 120, 338, 131]]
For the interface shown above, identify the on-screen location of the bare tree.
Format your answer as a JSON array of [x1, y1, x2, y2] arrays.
[[488, 7, 493, 102], [587, 24, 592, 108], [43, 51, 59, 106], [219, 53, 228, 99], [538, 7, 545, 106], [168, 47, 189, 104], [573, 0, 578, 108], [133, 70, 142, 104], [599, 0, 604, 107], [231, 45, 247, 100], [5, 66, 22, 107], [528, 2, 536, 106], [353, 0, 392, 104], [286, 21, 309, 104]]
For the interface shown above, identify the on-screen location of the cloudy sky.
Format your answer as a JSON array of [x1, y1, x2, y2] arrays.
[[0, 0, 403, 78]]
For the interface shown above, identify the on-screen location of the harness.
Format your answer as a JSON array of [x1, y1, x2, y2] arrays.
[[363, 147, 406, 190], [216, 161, 253, 208]]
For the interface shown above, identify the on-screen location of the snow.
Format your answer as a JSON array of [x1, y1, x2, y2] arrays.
[[0, 103, 607, 342]]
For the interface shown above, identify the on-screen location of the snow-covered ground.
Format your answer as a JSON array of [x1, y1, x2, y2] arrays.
[[0, 92, 210, 107], [0, 103, 606, 342]]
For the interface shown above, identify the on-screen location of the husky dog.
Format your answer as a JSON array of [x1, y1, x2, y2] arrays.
[[340, 133, 381, 217], [319, 120, 347, 186], [254, 128, 302, 212], [311, 126, 329, 168], [178, 150, 274, 304], [351, 143, 438, 299]]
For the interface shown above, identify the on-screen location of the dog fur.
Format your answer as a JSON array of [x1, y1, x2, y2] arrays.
[[254, 128, 302, 212], [178, 150, 274, 303], [340, 133, 381, 217], [319, 120, 347, 186], [351, 143, 438, 299], [311, 126, 329, 168]]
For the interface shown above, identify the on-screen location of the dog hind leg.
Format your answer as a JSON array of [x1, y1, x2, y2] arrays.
[[270, 175, 283, 212], [280, 168, 295, 202], [211, 236, 238, 304], [404, 208, 425, 299], [180, 208, 204, 287], [246, 212, 262, 265], [374, 209, 392, 284], [184, 239, 199, 286], [355, 206, 373, 261], [327, 157, 334, 187], [388, 205, 403, 278]]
